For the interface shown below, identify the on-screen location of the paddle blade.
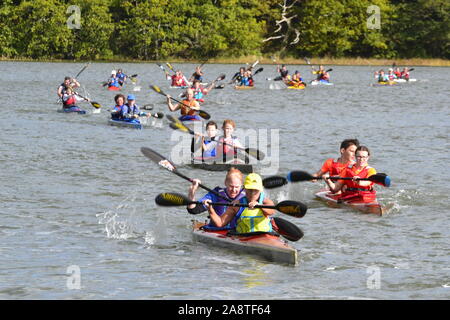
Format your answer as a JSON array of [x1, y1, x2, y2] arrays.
[[166, 114, 179, 123], [303, 57, 311, 65], [91, 101, 101, 109], [141, 147, 177, 172], [216, 74, 226, 81], [263, 176, 288, 189], [155, 192, 191, 206], [215, 84, 225, 89], [273, 217, 303, 241], [276, 200, 308, 218], [143, 104, 154, 110], [153, 112, 164, 119], [326, 68, 333, 72], [150, 85, 165, 96], [254, 67, 264, 75], [369, 173, 391, 187], [166, 62, 175, 72], [169, 122, 191, 133], [287, 171, 315, 183], [198, 110, 211, 120], [245, 148, 265, 160]]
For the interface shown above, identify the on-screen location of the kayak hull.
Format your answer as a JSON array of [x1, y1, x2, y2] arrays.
[[107, 86, 121, 91], [108, 118, 143, 129], [310, 80, 333, 86], [192, 221, 298, 265], [315, 189, 386, 216], [234, 85, 254, 90], [190, 157, 253, 173], [57, 106, 86, 114], [287, 85, 306, 90]]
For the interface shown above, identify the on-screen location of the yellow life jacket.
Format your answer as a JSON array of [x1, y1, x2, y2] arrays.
[[235, 193, 273, 234]]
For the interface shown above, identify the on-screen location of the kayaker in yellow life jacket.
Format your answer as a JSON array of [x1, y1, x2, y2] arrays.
[[205, 173, 276, 234]]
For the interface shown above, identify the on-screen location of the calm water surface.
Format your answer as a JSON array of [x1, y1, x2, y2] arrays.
[[0, 61, 449, 299]]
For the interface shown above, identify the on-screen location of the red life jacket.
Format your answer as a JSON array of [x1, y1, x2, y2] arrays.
[[171, 75, 187, 87], [63, 94, 76, 106], [339, 165, 377, 203]]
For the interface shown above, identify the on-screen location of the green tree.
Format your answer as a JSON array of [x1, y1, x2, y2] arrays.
[[0, 0, 18, 57]]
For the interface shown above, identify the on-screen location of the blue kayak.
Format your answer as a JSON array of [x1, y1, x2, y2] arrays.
[[58, 106, 86, 114], [108, 118, 143, 129]]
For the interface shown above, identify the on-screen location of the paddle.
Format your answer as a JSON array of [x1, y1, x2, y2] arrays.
[[155, 192, 307, 218], [141, 147, 232, 201], [253, 67, 264, 77], [150, 85, 211, 120], [73, 91, 101, 109], [263, 170, 391, 189], [75, 62, 90, 79], [167, 118, 265, 161], [141, 147, 303, 240], [166, 62, 176, 73]]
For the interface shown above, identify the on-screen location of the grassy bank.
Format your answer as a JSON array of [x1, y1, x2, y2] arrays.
[[1, 55, 449, 67]]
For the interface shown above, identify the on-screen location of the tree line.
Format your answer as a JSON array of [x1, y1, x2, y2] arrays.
[[0, 0, 448, 61]]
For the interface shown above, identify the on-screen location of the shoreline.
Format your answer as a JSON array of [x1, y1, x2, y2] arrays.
[[1, 56, 449, 67]]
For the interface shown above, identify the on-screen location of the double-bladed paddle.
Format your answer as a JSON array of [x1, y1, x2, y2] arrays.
[[73, 91, 102, 109], [150, 85, 211, 120], [141, 147, 304, 240], [166, 116, 265, 161], [75, 62, 90, 79], [263, 170, 391, 189], [155, 192, 307, 218]]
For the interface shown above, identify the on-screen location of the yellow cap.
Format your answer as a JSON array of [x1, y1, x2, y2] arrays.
[[244, 173, 263, 191]]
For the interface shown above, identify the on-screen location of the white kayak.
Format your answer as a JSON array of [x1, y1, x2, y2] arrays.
[[310, 80, 333, 86], [393, 78, 417, 83]]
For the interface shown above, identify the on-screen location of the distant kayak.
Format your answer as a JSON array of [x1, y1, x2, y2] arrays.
[[287, 85, 306, 90], [393, 78, 417, 83], [310, 80, 333, 86], [108, 118, 143, 129], [107, 86, 121, 91], [57, 106, 86, 114], [234, 85, 254, 90], [372, 81, 398, 86]]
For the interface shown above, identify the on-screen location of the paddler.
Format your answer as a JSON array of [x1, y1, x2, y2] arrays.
[[312, 65, 330, 82], [387, 68, 397, 81], [393, 67, 402, 79], [189, 65, 204, 83], [276, 64, 290, 81], [400, 67, 410, 80], [204, 173, 276, 234], [313, 139, 360, 190], [124, 94, 147, 119], [166, 88, 201, 122], [62, 86, 89, 110], [110, 94, 128, 120], [116, 69, 127, 86], [286, 70, 306, 88], [57, 76, 80, 99], [325, 146, 378, 202], [107, 70, 121, 89], [230, 67, 246, 84], [374, 69, 389, 83], [190, 79, 214, 102], [169, 70, 189, 87], [187, 168, 246, 231], [216, 119, 244, 163]]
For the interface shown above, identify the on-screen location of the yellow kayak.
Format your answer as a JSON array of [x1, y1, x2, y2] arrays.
[[234, 85, 255, 90], [287, 85, 306, 90]]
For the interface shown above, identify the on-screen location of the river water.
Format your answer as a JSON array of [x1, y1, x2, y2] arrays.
[[0, 61, 448, 300]]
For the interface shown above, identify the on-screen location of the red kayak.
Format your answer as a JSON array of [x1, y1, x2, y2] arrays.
[[108, 86, 121, 91]]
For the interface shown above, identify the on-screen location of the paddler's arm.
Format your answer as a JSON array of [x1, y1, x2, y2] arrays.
[[186, 179, 208, 214], [167, 95, 180, 112], [255, 198, 276, 217], [205, 200, 237, 228]]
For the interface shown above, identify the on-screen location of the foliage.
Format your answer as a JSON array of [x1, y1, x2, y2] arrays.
[[0, 0, 448, 60]]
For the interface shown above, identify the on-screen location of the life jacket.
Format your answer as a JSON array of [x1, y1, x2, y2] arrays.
[[171, 75, 187, 87], [180, 99, 198, 116], [109, 77, 120, 88], [235, 192, 273, 234], [218, 136, 239, 160], [201, 187, 246, 231], [378, 74, 389, 82], [202, 137, 217, 158], [63, 94, 77, 107], [126, 103, 139, 115], [401, 71, 409, 80], [240, 77, 250, 86], [192, 72, 203, 82], [111, 104, 125, 120], [193, 87, 204, 100], [321, 72, 329, 81], [338, 165, 377, 203], [388, 73, 396, 80]]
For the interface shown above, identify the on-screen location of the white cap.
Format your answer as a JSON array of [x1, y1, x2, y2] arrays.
[[111, 70, 116, 75]]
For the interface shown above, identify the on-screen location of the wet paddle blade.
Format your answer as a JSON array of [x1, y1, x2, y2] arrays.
[[198, 110, 211, 120], [370, 173, 391, 187], [141, 147, 177, 172], [273, 217, 304, 241], [91, 101, 101, 109], [153, 112, 164, 119], [169, 122, 191, 133], [155, 192, 191, 206], [276, 200, 308, 218], [262, 176, 288, 189], [287, 171, 315, 182], [150, 85, 165, 96]]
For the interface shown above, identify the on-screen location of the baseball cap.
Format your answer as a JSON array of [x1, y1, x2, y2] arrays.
[[244, 173, 263, 191], [127, 94, 135, 100]]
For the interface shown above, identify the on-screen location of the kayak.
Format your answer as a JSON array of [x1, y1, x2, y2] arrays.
[[372, 81, 398, 86], [192, 220, 298, 265], [234, 85, 254, 90], [310, 80, 333, 86], [190, 157, 253, 173], [315, 189, 387, 216], [287, 85, 306, 90], [57, 106, 86, 114], [108, 118, 143, 129], [393, 78, 417, 83], [108, 86, 121, 91]]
